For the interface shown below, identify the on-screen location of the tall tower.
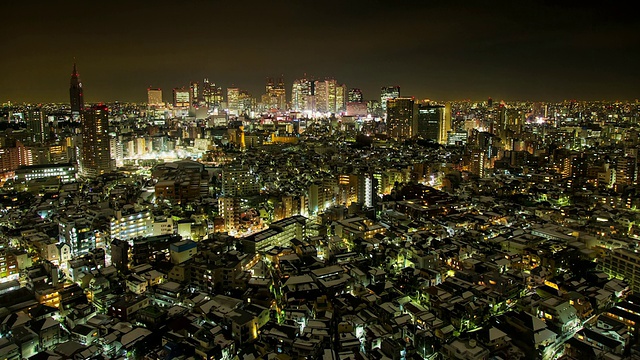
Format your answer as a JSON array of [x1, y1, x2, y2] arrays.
[[147, 88, 163, 107], [69, 63, 84, 116], [227, 87, 240, 115], [291, 76, 314, 112], [416, 104, 444, 142], [380, 86, 400, 113], [386, 97, 417, 140], [26, 107, 49, 144], [81, 104, 112, 178]]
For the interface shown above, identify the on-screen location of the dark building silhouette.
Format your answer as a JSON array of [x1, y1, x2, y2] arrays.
[[69, 63, 84, 116]]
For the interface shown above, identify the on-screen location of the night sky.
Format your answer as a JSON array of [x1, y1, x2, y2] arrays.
[[1, 1, 638, 103]]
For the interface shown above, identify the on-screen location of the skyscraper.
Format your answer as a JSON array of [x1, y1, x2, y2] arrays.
[[190, 81, 200, 106], [416, 104, 444, 142], [173, 88, 190, 107], [348, 88, 364, 103], [381, 86, 400, 113], [81, 105, 112, 178], [441, 102, 452, 145], [291, 76, 314, 112], [69, 63, 84, 116], [416, 103, 451, 144], [263, 77, 287, 111], [26, 107, 49, 144], [336, 83, 347, 113], [147, 88, 163, 107], [202, 79, 223, 108], [386, 97, 417, 140], [227, 87, 240, 115]]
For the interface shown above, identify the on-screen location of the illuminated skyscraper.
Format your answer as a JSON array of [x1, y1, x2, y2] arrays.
[[386, 97, 417, 139], [147, 88, 163, 107], [202, 79, 223, 108], [357, 172, 378, 208], [227, 87, 240, 115], [442, 102, 452, 145], [380, 86, 400, 113], [190, 81, 200, 106], [471, 149, 486, 178], [173, 88, 190, 107], [263, 77, 287, 110], [314, 80, 329, 113], [81, 105, 112, 178], [26, 107, 49, 144], [238, 90, 253, 115], [314, 79, 345, 113], [417, 104, 443, 142], [336, 83, 347, 113], [291, 76, 314, 112], [416, 103, 451, 144], [69, 63, 84, 116], [348, 88, 363, 103]]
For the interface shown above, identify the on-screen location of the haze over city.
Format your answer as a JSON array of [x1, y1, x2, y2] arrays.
[[1, 1, 639, 103]]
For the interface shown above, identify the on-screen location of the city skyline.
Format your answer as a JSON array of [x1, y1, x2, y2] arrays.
[[1, 1, 639, 103]]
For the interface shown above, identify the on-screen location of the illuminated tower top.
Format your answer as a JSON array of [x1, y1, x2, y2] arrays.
[[69, 63, 84, 115]]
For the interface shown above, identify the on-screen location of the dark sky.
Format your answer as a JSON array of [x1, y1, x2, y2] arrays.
[[1, 1, 639, 103]]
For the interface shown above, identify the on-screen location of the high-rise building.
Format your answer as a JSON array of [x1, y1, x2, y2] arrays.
[[221, 166, 259, 197], [416, 104, 444, 142], [238, 90, 253, 115], [348, 88, 363, 103], [616, 156, 638, 187], [314, 80, 329, 113], [190, 82, 200, 106], [81, 105, 112, 178], [291, 76, 314, 112], [380, 86, 400, 113], [314, 79, 345, 113], [26, 107, 49, 144], [471, 149, 486, 178], [69, 63, 84, 116], [336, 83, 347, 113], [147, 88, 163, 107], [357, 173, 378, 208], [263, 77, 287, 111], [227, 87, 240, 115], [386, 97, 417, 140], [202, 79, 223, 108], [173, 88, 190, 108], [417, 103, 451, 144], [367, 100, 381, 117], [442, 102, 452, 145]]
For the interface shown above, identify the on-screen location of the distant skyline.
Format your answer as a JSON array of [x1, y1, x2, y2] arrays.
[[1, 1, 638, 103]]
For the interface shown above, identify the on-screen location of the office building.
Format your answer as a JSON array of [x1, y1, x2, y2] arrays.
[[147, 88, 163, 107], [14, 163, 77, 184], [190, 81, 200, 106], [264, 77, 287, 110], [81, 105, 112, 178], [380, 86, 400, 113], [291, 76, 314, 112], [227, 87, 240, 115], [417, 104, 444, 142], [348, 88, 363, 103], [386, 97, 417, 139], [173, 88, 190, 108], [202, 79, 223, 108], [26, 107, 49, 144]]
